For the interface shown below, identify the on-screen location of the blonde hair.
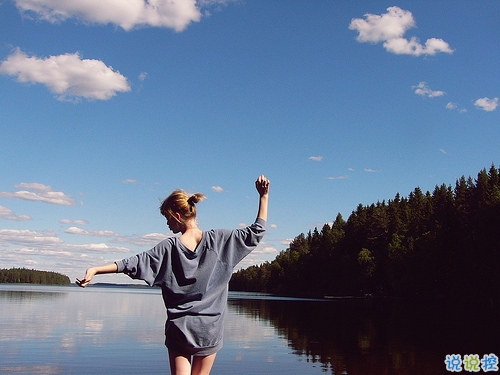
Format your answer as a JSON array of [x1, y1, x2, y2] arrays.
[[160, 190, 206, 220]]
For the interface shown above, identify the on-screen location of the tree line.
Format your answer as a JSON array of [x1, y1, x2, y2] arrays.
[[0, 268, 71, 285], [230, 165, 500, 303]]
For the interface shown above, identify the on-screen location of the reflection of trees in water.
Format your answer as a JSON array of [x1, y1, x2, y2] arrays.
[[228, 297, 500, 375], [0, 289, 68, 302]]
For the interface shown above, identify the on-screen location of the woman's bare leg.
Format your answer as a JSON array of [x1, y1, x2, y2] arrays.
[[191, 353, 217, 375], [168, 350, 192, 375], [168, 350, 216, 375]]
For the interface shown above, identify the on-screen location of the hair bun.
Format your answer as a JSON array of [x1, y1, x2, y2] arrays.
[[188, 193, 205, 206]]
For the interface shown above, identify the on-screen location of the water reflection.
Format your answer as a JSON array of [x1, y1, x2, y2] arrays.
[[0, 287, 67, 301], [1, 285, 498, 375], [0, 285, 168, 375], [227, 295, 500, 375]]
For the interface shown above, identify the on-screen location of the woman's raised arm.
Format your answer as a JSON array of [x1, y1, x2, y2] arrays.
[[255, 175, 270, 222]]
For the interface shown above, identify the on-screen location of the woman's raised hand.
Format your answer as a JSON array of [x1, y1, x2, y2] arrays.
[[255, 175, 270, 196]]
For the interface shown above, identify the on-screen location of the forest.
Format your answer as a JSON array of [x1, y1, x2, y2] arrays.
[[0, 268, 71, 285], [230, 165, 500, 304]]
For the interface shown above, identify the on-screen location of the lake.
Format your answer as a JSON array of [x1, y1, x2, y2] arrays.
[[0, 284, 498, 374]]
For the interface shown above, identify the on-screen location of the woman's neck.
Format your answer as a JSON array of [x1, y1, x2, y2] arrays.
[[179, 219, 202, 251]]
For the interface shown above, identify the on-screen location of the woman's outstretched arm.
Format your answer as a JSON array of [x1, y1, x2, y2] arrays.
[[255, 174, 270, 222]]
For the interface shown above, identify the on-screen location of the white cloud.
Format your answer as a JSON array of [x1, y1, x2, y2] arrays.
[[211, 185, 224, 193], [255, 245, 278, 255], [60, 219, 89, 225], [364, 168, 380, 173], [0, 182, 76, 206], [0, 227, 150, 281], [474, 97, 499, 112], [446, 102, 467, 113], [65, 225, 171, 246], [0, 206, 31, 221], [439, 148, 447, 154], [384, 37, 453, 56], [0, 49, 131, 101], [308, 156, 323, 162], [0, 228, 132, 278], [2, 242, 130, 257], [122, 179, 138, 184], [65, 227, 116, 237], [326, 175, 348, 180], [349, 6, 453, 56], [414, 82, 445, 98], [235, 241, 278, 270], [66, 242, 131, 254], [14, 0, 202, 31], [350, 6, 415, 43], [0, 229, 62, 247]]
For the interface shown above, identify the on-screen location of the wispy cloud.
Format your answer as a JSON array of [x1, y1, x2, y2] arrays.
[[0, 229, 62, 247], [0, 49, 131, 101], [65, 243, 131, 254], [474, 97, 499, 112], [308, 156, 323, 162], [122, 179, 138, 184], [0, 212, 167, 281], [65, 226, 171, 246], [349, 6, 453, 56], [439, 148, 447, 154], [60, 219, 89, 225], [13, 0, 202, 32], [364, 168, 380, 173], [65, 227, 116, 237], [326, 175, 348, 180], [413, 82, 445, 98], [211, 185, 224, 193], [0, 182, 76, 206], [235, 241, 278, 270], [0, 206, 31, 221], [446, 102, 467, 113], [254, 245, 278, 255], [0, 224, 171, 279]]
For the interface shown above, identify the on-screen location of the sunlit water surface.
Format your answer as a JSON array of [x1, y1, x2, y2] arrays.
[[0, 284, 497, 374]]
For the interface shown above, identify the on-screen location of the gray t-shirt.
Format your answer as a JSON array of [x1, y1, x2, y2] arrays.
[[115, 218, 266, 355]]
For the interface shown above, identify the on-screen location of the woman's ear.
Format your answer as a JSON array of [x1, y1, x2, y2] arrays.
[[174, 212, 183, 223]]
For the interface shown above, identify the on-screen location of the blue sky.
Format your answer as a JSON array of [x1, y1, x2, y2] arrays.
[[1, 1, 499, 284]]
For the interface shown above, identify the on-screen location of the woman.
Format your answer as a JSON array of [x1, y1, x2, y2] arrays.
[[77, 175, 270, 375]]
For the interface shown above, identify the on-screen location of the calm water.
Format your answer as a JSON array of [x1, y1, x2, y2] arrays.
[[0, 284, 498, 375]]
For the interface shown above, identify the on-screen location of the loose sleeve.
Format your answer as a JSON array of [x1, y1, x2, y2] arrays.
[[115, 239, 171, 286], [220, 217, 266, 268]]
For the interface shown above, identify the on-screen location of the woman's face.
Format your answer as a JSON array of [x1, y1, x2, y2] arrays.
[[166, 212, 182, 233]]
